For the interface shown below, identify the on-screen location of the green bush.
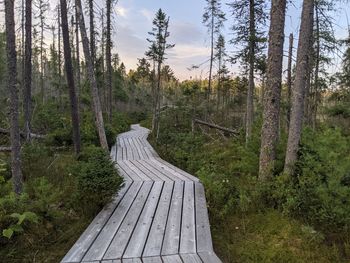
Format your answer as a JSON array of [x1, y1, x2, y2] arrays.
[[72, 146, 123, 212]]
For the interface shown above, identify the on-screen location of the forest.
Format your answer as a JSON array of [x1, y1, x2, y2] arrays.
[[1, 0, 350, 262]]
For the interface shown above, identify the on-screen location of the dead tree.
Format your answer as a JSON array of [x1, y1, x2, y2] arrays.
[[60, 0, 82, 154], [259, 0, 287, 180], [5, 0, 23, 194], [76, 0, 109, 150]]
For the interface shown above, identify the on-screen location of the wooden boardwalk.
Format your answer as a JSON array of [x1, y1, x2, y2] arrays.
[[62, 124, 222, 263]]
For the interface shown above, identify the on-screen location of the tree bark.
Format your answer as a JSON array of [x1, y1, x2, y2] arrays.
[[88, 0, 96, 67], [208, 8, 214, 104], [76, 0, 109, 151], [106, 0, 113, 122], [287, 33, 293, 129], [259, 0, 287, 180], [75, 3, 81, 100], [284, 0, 314, 176], [60, 0, 81, 154], [24, 0, 32, 141], [5, 0, 23, 194], [246, 0, 256, 144]]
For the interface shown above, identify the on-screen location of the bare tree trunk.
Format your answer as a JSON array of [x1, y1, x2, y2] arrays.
[[39, 4, 44, 103], [76, 0, 109, 151], [106, 0, 112, 122], [5, 0, 23, 194], [287, 33, 293, 129], [60, 0, 81, 154], [259, 0, 287, 180], [284, 0, 314, 176], [58, 6, 62, 101], [312, 4, 320, 130], [246, 0, 256, 144], [88, 0, 96, 67], [24, 0, 32, 141], [75, 4, 81, 100], [208, 11, 214, 105]]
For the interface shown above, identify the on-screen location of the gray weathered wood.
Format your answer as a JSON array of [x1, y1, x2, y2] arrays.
[[180, 181, 196, 254], [162, 181, 184, 255], [103, 182, 153, 260], [61, 182, 132, 262], [123, 181, 164, 258], [143, 182, 174, 257], [82, 182, 143, 261]]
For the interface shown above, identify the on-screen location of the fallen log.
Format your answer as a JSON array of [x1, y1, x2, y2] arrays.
[[193, 119, 239, 136], [0, 146, 11, 152], [0, 128, 45, 139]]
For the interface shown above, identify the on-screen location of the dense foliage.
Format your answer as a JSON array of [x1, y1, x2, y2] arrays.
[[150, 108, 350, 262]]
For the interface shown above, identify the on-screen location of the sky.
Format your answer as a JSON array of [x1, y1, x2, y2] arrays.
[[1, 0, 350, 81], [110, 0, 350, 80]]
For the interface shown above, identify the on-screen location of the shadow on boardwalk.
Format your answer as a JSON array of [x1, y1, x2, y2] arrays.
[[61, 124, 222, 263]]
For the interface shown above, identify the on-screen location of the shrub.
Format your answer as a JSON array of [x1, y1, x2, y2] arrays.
[[72, 146, 123, 212]]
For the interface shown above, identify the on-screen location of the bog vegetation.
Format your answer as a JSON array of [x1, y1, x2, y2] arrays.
[[1, 0, 350, 262]]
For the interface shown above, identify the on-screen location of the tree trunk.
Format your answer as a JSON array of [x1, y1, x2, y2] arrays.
[[24, 0, 32, 141], [5, 0, 23, 194], [312, 4, 320, 130], [287, 33, 293, 129], [246, 0, 256, 144], [76, 0, 109, 151], [208, 9, 214, 104], [106, 0, 112, 122], [60, 0, 81, 154], [75, 3, 81, 100], [284, 0, 314, 176], [88, 0, 96, 67], [40, 5, 44, 103], [259, 0, 287, 180], [58, 6, 62, 101]]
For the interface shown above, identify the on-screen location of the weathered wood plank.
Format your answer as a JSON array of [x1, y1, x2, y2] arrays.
[[162, 181, 184, 255], [142, 256, 163, 263], [128, 160, 161, 181], [123, 182, 164, 258], [146, 159, 189, 182], [162, 255, 183, 263], [134, 160, 173, 182], [143, 182, 174, 257], [103, 182, 153, 260], [82, 181, 143, 261], [180, 181, 196, 254], [195, 183, 213, 252], [61, 182, 132, 263], [181, 253, 203, 263]]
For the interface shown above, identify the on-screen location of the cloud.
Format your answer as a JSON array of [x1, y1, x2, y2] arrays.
[[140, 9, 153, 22], [115, 6, 128, 18]]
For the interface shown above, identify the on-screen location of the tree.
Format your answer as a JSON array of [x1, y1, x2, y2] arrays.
[[24, 0, 32, 141], [284, 0, 315, 176], [228, 0, 267, 143], [5, 0, 23, 194], [146, 9, 175, 138], [202, 0, 226, 102], [87, 0, 96, 67], [286, 33, 294, 129], [214, 34, 229, 108], [35, 0, 50, 103], [76, 0, 109, 150], [259, 0, 287, 180], [106, 0, 114, 121], [60, 0, 81, 154]]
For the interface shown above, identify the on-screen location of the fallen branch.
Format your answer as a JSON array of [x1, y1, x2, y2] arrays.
[[193, 119, 239, 136], [0, 128, 46, 139], [0, 146, 11, 152]]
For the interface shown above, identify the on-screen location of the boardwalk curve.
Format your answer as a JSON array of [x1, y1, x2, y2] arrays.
[[62, 124, 222, 263]]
